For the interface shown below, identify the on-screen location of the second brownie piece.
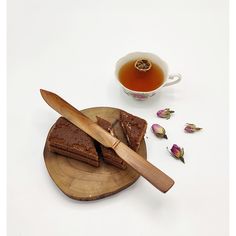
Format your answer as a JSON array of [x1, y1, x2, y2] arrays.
[[96, 116, 127, 170]]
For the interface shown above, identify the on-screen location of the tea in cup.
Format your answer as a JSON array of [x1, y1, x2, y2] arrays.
[[115, 52, 182, 100]]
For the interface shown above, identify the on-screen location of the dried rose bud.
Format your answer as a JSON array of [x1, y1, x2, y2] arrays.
[[157, 108, 174, 119], [184, 123, 202, 133], [167, 144, 185, 163], [151, 124, 168, 139]]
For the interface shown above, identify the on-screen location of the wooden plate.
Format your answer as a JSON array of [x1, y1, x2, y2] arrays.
[[43, 107, 147, 201]]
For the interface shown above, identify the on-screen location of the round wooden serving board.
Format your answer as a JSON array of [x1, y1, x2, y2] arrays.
[[44, 107, 147, 201]]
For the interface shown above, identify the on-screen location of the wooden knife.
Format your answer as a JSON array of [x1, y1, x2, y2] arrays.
[[40, 89, 175, 193]]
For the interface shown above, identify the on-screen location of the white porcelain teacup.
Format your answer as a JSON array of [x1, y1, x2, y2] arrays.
[[115, 52, 182, 101]]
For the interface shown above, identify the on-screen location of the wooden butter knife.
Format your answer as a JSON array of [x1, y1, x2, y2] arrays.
[[40, 89, 175, 193]]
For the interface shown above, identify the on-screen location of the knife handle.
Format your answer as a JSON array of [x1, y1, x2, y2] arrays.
[[114, 142, 175, 193]]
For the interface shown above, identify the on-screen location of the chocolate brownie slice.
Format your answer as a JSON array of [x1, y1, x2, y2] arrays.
[[120, 110, 147, 151], [48, 117, 99, 167], [96, 116, 127, 170]]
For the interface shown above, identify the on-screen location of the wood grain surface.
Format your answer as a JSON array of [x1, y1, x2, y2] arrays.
[[43, 107, 147, 201]]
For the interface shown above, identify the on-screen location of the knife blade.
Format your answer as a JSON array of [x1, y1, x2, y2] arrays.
[[40, 89, 175, 193]]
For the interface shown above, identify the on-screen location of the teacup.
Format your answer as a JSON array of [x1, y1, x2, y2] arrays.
[[115, 52, 182, 101]]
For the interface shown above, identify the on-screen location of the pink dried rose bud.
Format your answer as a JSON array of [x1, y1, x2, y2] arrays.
[[157, 108, 174, 119], [167, 144, 185, 163], [184, 123, 202, 133], [151, 124, 168, 139]]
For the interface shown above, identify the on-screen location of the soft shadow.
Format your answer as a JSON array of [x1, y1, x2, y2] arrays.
[[50, 177, 141, 206], [45, 172, 174, 219]]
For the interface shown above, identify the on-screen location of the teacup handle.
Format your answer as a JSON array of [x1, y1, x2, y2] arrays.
[[164, 73, 182, 87]]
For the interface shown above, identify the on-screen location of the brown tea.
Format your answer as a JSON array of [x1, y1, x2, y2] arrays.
[[118, 60, 164, 92]]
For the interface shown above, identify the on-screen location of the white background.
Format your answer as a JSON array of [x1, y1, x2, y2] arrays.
[[7, 0, 229, 235]]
